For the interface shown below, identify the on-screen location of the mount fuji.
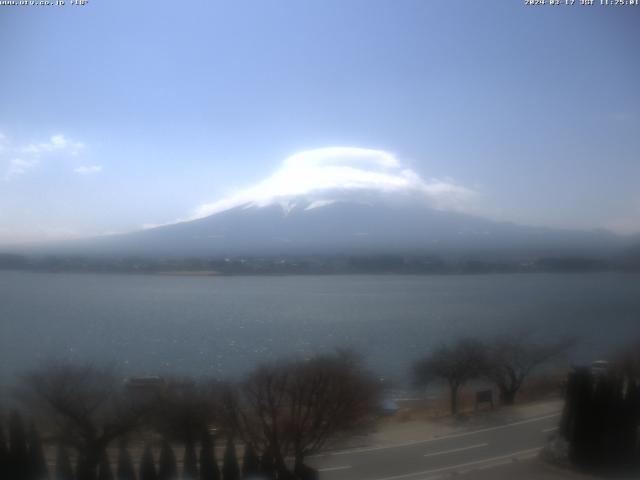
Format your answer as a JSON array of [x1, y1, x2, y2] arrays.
[[83, 194, 623, 259], [50, 147, 633, 259]]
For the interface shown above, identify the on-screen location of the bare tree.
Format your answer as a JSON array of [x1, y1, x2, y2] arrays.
[[223, 351, 379, 475], [413, 338, 486, 415], [149, 377, 219, 444], [19, 363, 149, 480], [484, 334, 574, 405], [221, 365, 291, 475], [285, 352, 379, 468]]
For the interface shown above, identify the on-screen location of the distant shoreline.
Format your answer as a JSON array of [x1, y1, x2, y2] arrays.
[[1, 251, 638, 276], [156, 270, 221, 276], [0, 268, 637, 279]]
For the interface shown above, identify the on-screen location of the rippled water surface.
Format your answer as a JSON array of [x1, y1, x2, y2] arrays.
[[2, 271, 639, 383]]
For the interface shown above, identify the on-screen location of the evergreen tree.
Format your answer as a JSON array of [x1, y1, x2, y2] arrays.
[[293, 462, 318, 480], [198, 432, 218, 480], [0, 425, 9, 480], [97, 449, 114, 480], [240, 445, 259, 479], [139, 445, 157, 480], [182, 438, 198, 480], [275, 467, 295, 480], [221, 439, 239, 480], [54, 444, 74, 480], [27, 422, 49, 480], [157, 440, 177, 480], [116, 441, 136, 480], [561, 367, 640, 470], [9, 411, 30, 480], [622, 380, 640, 466], [258, 450, 274, 480], [76, 452, 96, 480]]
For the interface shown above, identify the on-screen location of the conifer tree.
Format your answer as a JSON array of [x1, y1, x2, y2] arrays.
[[182, 438, 198, 480], [293, 462, 318, 480], [139, 445, 157, 480], [22, 364, 147, 479], [240, 445, 259, 479], [0, 425, 9, 480], [54, 444, 74, 480], [97, 449, 114, 480], [198, 431, 218, 480], [116, 441, 136, 480], [258, 451, 274, 480], [76, 452, 94, 480], [157, 440, 177, 480], [221, 439, 239, 480], [27, 422, 49, 480], [9, 411, 30, 480]]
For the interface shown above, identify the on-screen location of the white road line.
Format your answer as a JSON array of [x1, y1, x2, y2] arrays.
[[542, 426, 558, 433], [372, 447, 543, 480], [423, 442, 488, 458], [313, 412, 560, 457], [318, 465, 352, 472]]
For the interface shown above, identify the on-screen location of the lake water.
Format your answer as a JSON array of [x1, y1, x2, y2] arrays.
[[1, 271, 639, 385]]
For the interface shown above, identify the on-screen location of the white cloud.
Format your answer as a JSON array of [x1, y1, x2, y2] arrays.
[[74, 165, 103, 175], [21, 134, 84, 156], [189, 146, 475, 221], [1, 132, 87, 180], [3, 158, 39, 180]]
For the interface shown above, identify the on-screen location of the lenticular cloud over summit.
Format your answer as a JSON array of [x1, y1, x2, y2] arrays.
[[190, 147, 474, 221]]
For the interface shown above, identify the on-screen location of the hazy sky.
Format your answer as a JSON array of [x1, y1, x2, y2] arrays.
[[1, 0, 639, 245]]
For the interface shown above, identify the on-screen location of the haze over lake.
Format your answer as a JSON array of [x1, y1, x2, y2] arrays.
[[2, 271, 639, 385]]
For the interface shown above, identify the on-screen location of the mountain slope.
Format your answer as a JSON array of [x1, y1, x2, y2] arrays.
[[83, 198, 625, 259]]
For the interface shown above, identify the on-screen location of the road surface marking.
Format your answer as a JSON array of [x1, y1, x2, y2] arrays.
[[423, 443, 488, 457], [317, 465, 352, 472], [372, 447, 543, 480], [542, 426, 557, 433], [312, 412, 560, 457]]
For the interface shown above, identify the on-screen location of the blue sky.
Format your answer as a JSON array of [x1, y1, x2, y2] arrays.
[[1, 0, 638, 244]]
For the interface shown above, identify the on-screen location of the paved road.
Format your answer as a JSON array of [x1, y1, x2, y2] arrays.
[[309, 412, 562, 480]]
